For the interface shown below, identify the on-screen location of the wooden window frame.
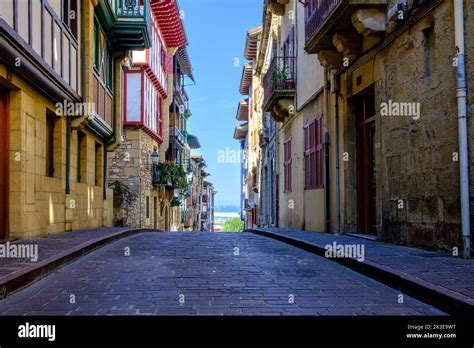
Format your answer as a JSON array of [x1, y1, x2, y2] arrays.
[[304, 115, 324, 190], [315, 115, 324, 188]]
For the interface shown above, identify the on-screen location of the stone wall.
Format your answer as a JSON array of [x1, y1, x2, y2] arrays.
[[336, 1, 467, 251], [108, 128, 171, 229]]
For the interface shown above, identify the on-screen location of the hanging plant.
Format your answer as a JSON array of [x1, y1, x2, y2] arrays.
[[154, 161, 188, 191], [171, 198, 181, 207]]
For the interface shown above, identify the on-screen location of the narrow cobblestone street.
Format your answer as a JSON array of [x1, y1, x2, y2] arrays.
[[0, 232, 443, 316]]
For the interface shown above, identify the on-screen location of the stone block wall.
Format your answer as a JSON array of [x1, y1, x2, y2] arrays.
[[108, 128, 171, 229], [375, 1, 462, 250]]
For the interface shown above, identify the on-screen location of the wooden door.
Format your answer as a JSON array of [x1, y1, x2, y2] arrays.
[[356, 89, 377, 235], [0, 90, 8, 240]]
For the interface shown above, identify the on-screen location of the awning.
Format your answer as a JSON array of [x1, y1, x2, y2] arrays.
[[236, 98, 249, 121], [244, 26, 262, 60], [233, 122, 248, 140], [177, 46, 194, 82], [187, 133, 201, 149], [239, 64, 253, 95]]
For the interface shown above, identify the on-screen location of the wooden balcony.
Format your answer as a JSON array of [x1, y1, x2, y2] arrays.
[[97, 0, 152, 50], [304, 0, 387, 54], [0, 0, 81, 101], [263, 56, 296, 122]]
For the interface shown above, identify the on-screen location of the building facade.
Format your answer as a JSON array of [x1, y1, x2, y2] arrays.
[[201, 180, 216, 231], [0, 0, 151, 239], [238, 0, 473, 257], [108, 0, 205, 232]]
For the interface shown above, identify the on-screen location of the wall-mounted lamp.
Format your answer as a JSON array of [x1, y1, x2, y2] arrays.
[[150, 149, 160, 166]]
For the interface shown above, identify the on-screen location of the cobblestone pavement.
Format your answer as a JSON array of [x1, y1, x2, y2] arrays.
[[0, 227, 137, 278], [0, 232, 444, 315], [251, 228, 474, 301]]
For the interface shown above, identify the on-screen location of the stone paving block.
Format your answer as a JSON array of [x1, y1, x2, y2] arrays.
[[0, 232, 445, 316]]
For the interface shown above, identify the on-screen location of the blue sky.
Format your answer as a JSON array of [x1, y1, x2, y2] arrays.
[[180, 0, 262, 207]]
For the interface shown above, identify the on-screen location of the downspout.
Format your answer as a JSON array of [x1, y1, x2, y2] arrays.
[[323, 68, 330, 233], [454, 0, 471, 258], [103, 140, 107, 200], [325, 130, 331, 233], [66, 117, 71, 195], [334, 76, 341, 235]]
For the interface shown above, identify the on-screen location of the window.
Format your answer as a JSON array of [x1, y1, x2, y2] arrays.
[[423, 27, 435, 78], [62, 0, 78, 39], [77, 131, 86, 183], [304, 116, 324, 189], [157, 95, 163, 138], [146, 196, 150, 219], [46, 112, 56, 178], [283, 138, 292, 192], [95, 142, 103, 186], [93, 20, 113, 90]]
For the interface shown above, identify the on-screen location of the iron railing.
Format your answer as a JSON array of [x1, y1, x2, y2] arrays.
[[305, 0, 341, 44], [263, 56, 296, 107]]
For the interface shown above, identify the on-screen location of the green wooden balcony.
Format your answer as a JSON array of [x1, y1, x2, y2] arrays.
[[97, 0, 152, 50], [114, 0, 152, 50]]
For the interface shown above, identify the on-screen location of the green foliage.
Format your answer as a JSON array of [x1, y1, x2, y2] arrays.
[[221, 218, 244, 233], [171, 199, 181, 207], [155, 161, 188, 191], [269, 64, 288, 85]]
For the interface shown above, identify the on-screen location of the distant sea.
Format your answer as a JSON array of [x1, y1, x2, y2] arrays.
[[214, 205, 240, 213]]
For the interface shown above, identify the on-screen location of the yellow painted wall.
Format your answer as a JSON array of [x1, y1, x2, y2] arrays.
[[2, 63, 112, 239]]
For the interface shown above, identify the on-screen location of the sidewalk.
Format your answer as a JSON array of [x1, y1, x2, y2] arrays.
[[248, 228, 474, 315], [0, 227, 152, 299]]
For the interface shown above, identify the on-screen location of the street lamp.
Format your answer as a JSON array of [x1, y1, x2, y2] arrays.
[[151, 149, 161, 185], [150, 149, 160, 165]]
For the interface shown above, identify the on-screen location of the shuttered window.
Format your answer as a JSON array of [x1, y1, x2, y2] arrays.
[[304, 116, 324, 189]]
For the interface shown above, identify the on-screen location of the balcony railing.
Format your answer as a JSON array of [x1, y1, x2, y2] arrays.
[[170, 125, 186, 145], [173, 81, 189, 113], [305, 0, 341, 44], [263, 56, 296, 111], [112, 0, 152, 49], [116, 0, 145, 17]]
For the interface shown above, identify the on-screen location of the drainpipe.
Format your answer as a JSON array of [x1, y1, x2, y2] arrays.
[[454, 0, 471, 258], [334, 79, 341, 235], [325, 131, 331, 233], [66, 117, 71, 195]]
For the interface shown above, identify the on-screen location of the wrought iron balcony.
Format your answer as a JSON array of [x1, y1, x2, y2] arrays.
[[305, 0, 341, 47], [111, 0, 152, 50], [263, 56, 296, 121], [304, 0, 387, 54]]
